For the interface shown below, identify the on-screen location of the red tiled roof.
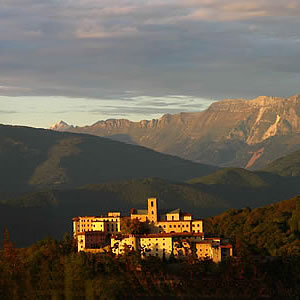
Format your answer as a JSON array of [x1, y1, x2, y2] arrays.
[[220, 244, 233, 249]]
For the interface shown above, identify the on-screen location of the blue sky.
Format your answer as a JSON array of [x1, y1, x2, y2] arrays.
[[0, 0, 300, 128]]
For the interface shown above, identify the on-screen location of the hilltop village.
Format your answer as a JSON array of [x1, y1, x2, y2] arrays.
[[73, 198, 232, 262]]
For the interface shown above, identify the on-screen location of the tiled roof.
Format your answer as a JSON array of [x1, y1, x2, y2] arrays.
[[220, 244, 233, 248]]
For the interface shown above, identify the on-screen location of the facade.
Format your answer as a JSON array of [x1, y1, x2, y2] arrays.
[[195, 240, 233, 263], [73, 212, 121, 238], [110, 232, 233, 262], [77, 231, 107, 252], [140, 234, 173, 260], [73, 197, 233, 262]]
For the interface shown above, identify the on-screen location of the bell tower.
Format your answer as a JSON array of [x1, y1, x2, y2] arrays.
[[148, 197, 158, 223]]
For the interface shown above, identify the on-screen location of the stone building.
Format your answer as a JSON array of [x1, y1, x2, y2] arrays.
[[73, 197, 233, 262]]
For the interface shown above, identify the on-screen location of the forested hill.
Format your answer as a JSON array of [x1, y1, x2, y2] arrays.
[[0, 124, 217, 199], [205, 196, 300, 256]]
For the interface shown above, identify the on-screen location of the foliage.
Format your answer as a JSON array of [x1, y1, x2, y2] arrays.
[[0, 235, 299, 299], [205, 196, 300, 256], [120, 217, 150, 235]]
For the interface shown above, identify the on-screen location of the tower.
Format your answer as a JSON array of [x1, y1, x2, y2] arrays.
[[148, 197, 158, 223]]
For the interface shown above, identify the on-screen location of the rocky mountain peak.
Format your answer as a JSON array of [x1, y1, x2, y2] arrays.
[[50, 120, 73, 131]]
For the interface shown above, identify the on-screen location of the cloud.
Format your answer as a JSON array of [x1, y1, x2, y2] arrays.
[[0, 110, 17, 114], [0, 0, 299, 104]]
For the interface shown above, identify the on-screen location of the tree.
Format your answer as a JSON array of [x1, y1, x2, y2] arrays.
[[121, 217, 150, 235]]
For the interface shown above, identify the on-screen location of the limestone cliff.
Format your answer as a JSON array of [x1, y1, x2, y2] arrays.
[[51, 93, 300, 169]]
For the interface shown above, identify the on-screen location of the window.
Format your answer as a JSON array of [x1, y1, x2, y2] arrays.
[[169, 225, 172, 228], [186, 225, 189, 227], [174, 225, 176, 228], [163, 225, 166, 228], [152, 211, 154, 215], [192, 224, 195, 227], [197, 224, 199, 227], [151, 201, 153, 207], [172, 216, 174, 220]]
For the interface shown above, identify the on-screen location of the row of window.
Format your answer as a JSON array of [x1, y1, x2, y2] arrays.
[[159, 224, 189, 229], [192, 224, 201, 227], [144, 247, 166, 252], [78, 218, 119, 222], [77, 224, 119, 231]]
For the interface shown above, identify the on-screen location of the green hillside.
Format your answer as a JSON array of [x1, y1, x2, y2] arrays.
[[187, 166, 300, 209], [205, 196, 300, 256], [188, 168, 271, 187], [0, 124, 218, 199], [5, 178, 225, 211], [262, 149, 300, 176]]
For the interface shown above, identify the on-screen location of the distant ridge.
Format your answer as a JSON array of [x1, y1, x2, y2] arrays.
[[262, 148, 300, 177], [50, 93, 300, 169], [0, 124, 218, 198]]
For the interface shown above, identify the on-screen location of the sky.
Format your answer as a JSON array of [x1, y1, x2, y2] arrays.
[[0, 0, 300, 128]]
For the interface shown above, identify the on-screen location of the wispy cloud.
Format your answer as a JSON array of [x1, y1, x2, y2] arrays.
[[0, 109, 17, 114], [0, 95, 216, 127]]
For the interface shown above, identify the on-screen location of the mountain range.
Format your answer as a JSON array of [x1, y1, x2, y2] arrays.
[[51, 93, 300, 169], [1, 123, 300, 246]]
